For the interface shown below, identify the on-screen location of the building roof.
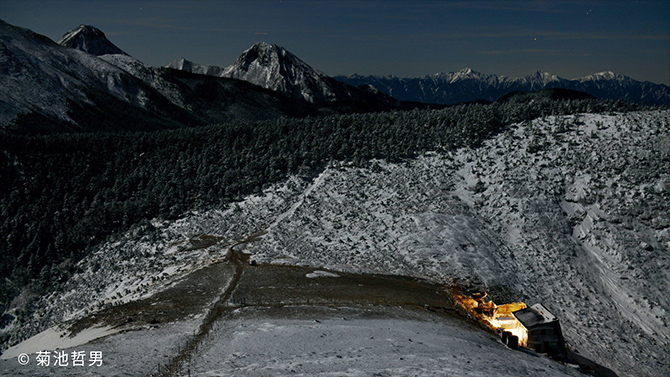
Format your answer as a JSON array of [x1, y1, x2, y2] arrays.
[[512, 303, 558, 328]]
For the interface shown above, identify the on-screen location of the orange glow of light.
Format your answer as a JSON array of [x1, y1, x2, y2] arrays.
[[453, 292, 529, 347]]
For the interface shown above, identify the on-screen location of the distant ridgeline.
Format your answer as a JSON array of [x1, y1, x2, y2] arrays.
[[1, 19, 666, 135], [0, 21, 440, 135], [335, 69, 670, 106]]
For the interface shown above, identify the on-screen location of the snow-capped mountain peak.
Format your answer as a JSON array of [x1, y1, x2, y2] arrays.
[[166, 57, 225, 76], [58, 24, 128, 56], [220, 41, 342, 103], [524, 70, 561, 85], [450, 67, 481, 81], [166, 57, 189, 70], [594, 70, 616, 78], [224, 41, 321, 76], [579, 71, 631, 82], [430, 68, 501, 85]]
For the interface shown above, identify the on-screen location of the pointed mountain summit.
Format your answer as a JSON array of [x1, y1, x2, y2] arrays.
[[522, 71, 563, 89], [220, 42, 344, 103], [58, 24, 127, 56], [165, 42, 408, 106], [0, 20, 200, 132], [448, 67, 481, 81]]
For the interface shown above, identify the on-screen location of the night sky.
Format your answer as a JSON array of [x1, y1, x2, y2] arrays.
[[2, 0, 669, 84]]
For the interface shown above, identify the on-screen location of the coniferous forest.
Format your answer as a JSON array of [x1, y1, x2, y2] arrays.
[[0, 99, 648, 327]]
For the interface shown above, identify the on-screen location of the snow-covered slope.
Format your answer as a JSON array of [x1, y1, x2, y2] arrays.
[[0, 20, 193, 132], [220, 42, 344, 103], [336, 69, 670, 106], [167, 42, 378, 104], [1, 21, 327, 132], [97, 54, 182, 105], [7, 110, 668, 376]]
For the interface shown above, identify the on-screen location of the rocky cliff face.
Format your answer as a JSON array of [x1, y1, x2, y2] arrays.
[[166, 57, 225, 76]]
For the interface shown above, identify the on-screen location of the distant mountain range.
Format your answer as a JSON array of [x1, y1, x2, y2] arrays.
[[1, 19, 668, 133], [168, 42, 420, 108], [0, 21, 426, 133], [334, 69, 670, 106], [168, 43, 354, 104]]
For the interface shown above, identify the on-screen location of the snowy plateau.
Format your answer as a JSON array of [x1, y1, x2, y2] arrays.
[[2, 110, 669, 377]]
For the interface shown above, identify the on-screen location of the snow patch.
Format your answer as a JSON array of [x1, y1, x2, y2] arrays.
[[306, 271, 341, 279], [1, 325, 118, 360]]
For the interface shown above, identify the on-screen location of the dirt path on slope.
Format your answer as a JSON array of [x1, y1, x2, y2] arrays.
[[65, 261, 238, 337], [46, 229, 463, 377], [51, 234, 615, 377], [154, 235, 256, 376], [149, 239, 454, 376]]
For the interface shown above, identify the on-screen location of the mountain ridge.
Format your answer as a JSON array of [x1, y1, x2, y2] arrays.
[[169, 42, 388, 105], [0, 23, 326, 133], [1, 21, 443, 133], [0, 20, 200, 133], [335, 68, 670, 106]]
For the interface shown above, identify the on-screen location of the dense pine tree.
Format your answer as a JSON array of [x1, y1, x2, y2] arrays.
[[0, 99, 650, 310]]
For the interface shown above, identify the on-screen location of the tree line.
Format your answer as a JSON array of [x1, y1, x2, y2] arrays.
[[0, 98, 648, 318]]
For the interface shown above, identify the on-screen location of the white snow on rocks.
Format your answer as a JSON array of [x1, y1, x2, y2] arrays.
[[306, 271, 341, 279], [1, 325, 117, 360]]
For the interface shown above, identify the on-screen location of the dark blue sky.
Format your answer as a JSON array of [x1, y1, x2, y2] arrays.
[[2, 0, 669, 84]]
